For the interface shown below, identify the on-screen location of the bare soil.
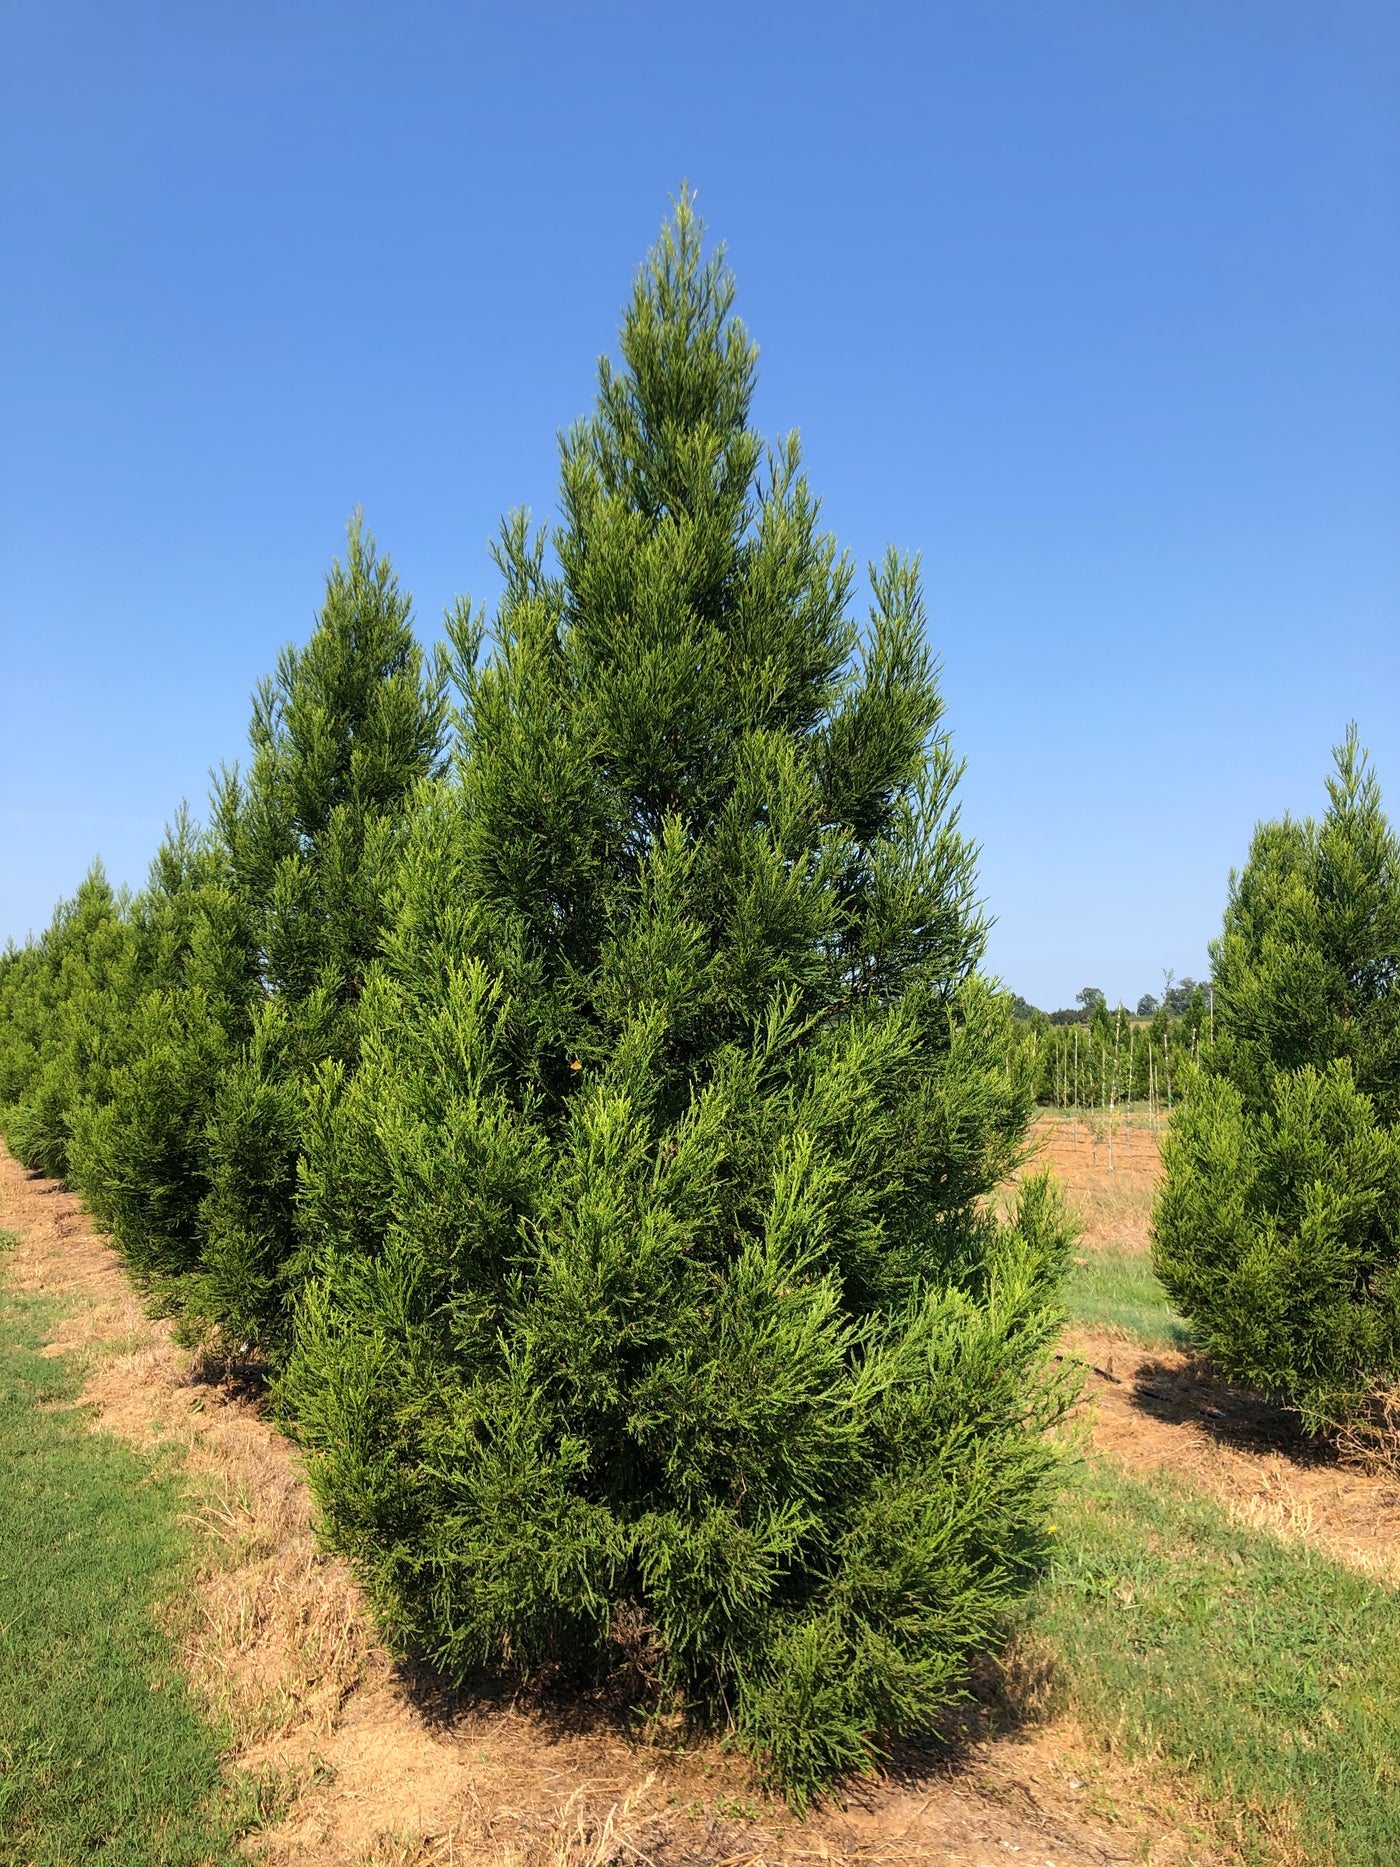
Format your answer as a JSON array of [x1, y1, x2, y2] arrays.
[[1026, 1112, 1164, 1254], [0, 1136, 1275, 1866]]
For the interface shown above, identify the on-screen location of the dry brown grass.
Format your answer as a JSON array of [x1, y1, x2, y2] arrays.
[[1026, 1109, 1161, 1256], [1067, 1326, 1400, 1588]]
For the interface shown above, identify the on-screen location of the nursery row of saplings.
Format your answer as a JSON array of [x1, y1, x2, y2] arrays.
[[1022, 1003, 1208, 1118], [2, 198, 1398, 1799]]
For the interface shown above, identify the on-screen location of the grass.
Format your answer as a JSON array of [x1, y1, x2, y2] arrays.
[[1065, 1246, 1192, 1348], [0, 1264, 279, 1865], [1029, 1107, 1190, 1348], [1035, 1457, 1400, 1866]]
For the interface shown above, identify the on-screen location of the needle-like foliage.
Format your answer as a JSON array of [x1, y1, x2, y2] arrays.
[[58, 522, 448, 1346], [1154, 730, 1400, 1432], [0, 866, 141, 1180], [283, 198, 1071, 1800]]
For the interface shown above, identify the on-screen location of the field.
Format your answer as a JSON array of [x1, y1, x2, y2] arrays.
[[3, 1116, 1399, 1865]]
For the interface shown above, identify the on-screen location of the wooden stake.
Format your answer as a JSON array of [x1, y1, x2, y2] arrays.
[[1127, 1017, 1135, 1151]]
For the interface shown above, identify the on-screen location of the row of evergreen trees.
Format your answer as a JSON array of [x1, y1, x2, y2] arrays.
[[0, 201, 1074, 1799]]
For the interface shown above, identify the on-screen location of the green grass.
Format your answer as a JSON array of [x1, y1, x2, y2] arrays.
[[0, 1271, 278, 1865], [1036, 1458, 1400, 1866], [1065, 1246, 1192, 1348]]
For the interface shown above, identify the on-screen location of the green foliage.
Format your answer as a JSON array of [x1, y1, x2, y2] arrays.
[[1156, 1063, 1400, 1431], [0, 1282, 277, 1864], [1037, 1460, 1400, 1866], [1211, 729, 1400, 1117], [202, 521, 448, 1346], [0, 525, 446, 1359], [1154, 733, 1400, 1432], [72, 834, 257, 1287], [1022, 1002, 1199, 1113], [0, 198, 1073, 1802], [221, 518, 450, 1008], [281, 198, 1071, 1801], [0, 867, 144, 1181], [48, 521, 449, 1348]]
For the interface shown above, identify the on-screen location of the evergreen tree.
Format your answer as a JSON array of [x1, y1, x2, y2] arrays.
[[0, 865, 140, 1179], [85, 519, 448, 1345], [1210, 728, 1400, 1114], [69, 814, 257, 1279], [283, 199, 1071, 1799], [1154, 731, 1400, 1431], [1088, 997, 1114, 1047], [194, 516, 449, 1346]]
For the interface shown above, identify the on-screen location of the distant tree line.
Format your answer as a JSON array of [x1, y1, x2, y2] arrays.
[[1009, 977, 1209, 1027]]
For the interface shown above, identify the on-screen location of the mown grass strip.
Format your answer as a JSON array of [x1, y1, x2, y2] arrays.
[[1037, 1457, 1400, 1866], [1065, 1246, 1191, 1348], [0, 1261, 276, 1865]]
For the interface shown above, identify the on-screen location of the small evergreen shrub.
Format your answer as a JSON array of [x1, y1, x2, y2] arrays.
[[1154, 731, 1400, 1432], [282, 199, 1071, 1800]]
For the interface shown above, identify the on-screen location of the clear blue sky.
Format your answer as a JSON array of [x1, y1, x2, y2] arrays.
[[3, 1, 1396, 1009]]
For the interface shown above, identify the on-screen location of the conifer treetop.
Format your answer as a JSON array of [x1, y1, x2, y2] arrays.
[[242, 513, 448, 846], [1212, 724, 1400, 1110], [215, 514, 450, 1003], [449, 193, 984, 1045]]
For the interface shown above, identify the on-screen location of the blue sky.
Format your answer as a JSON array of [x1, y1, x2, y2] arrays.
[[3, 1, 1396, 1008]]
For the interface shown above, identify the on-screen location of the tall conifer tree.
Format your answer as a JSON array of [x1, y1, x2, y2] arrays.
[[1155, 730, 1400, 1431], [285, 199, 1070, 1797], [84, 520, 448, 1343]]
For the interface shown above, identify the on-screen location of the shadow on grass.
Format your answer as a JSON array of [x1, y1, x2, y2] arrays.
[[385, 1603, 1064, 1826], [1124, 1351, 1329, 1465]]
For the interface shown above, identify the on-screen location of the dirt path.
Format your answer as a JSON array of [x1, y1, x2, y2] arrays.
[[1, 1141, 1231, 1867]]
